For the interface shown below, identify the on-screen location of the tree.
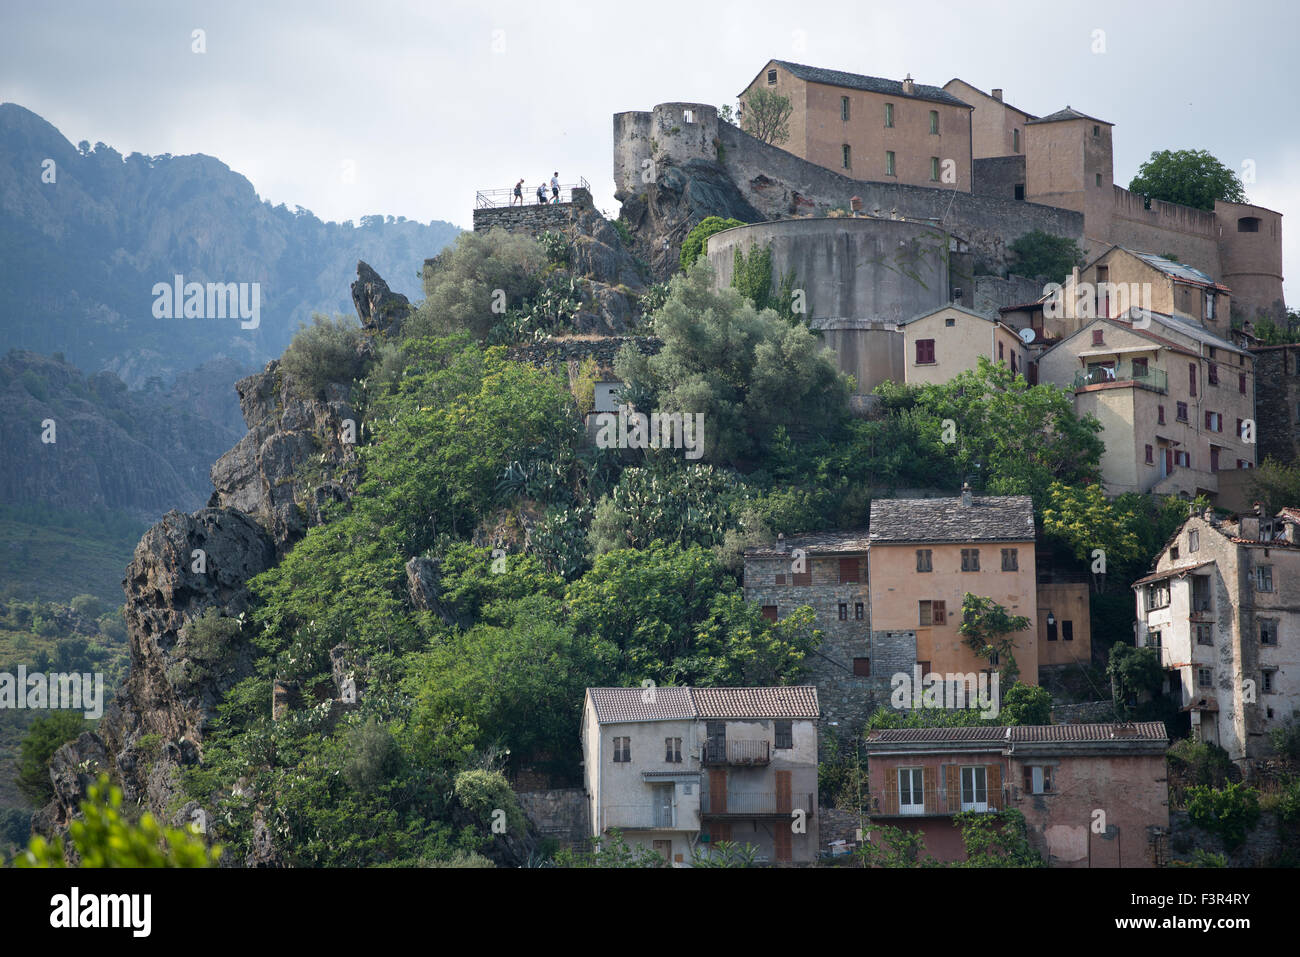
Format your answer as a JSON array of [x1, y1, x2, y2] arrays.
[[1000, 683, 1053, 725], [1007, 230, 1085, 285], [18, 775, 220, 867], [280, 313, 367, 398], [680, 217, 744, 270], [1185, 783, 1261, 850], [17, 712, 88, 804], [587, 464, 744, 555], [1248, 457, 1300, 517], [1041, 481, 1142, 592], [614, 260, 851, 467], [952, 809, 1044, 867], [732, 243, 799, 320], [740, 88, 793, 145], [1107, 644, 1163, 716], [959, 593, 1030, 685], [1128, 149, 1246, 211], [1251, 309, 1300, 346]]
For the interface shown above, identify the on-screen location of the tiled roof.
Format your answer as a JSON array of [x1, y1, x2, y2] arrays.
[[1115, 309, 1247, 356], [587, 687, 695, 724], [691, 686, 820, 719], [767, 60, 970, 107], [869, 495, 1034, 544], [1131, 560, 1216, 587], [745, 530, 870, 558], [867, 722, 1167, 744], [1026, 106, 1110, 126], [1127, 250, 1229, 291]]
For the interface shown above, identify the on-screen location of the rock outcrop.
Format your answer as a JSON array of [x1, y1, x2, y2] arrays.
[[351, 260, 411, 334]]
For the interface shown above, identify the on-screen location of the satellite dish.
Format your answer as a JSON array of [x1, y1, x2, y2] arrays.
[[1018, 327, 1036, 344]]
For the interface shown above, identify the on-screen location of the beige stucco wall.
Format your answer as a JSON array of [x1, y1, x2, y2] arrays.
[[943, 79, 1029, 159], [902, 307, 1028, 385], [869, 540, 1039, 684], [1036, 582, 1092, 667], [1025, 117, 1115, 258]]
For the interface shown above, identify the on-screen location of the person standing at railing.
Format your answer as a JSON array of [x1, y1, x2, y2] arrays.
[[512, 178, 524, 206], [551, 171, 560, 203], [536, 181, 548, 205]]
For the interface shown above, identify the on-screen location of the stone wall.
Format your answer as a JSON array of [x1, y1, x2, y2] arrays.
[[1167, 808, 1297, 867], [1051, 700, 1122, 724], [974, 274, 1044, 315], [714, 121, 1085, 275], [515, 788, 590, 850], [973, 155, 1026, 200], [507, 335, 662, 371], [818, 805, 863, 849], [472, 188, 594, 235], [1251, 346, 1300, 465]]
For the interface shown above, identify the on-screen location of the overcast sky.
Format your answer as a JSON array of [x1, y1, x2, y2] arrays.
[[3, 0, 1296, 301]]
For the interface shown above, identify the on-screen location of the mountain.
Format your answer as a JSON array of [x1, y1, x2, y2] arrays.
[[0, 102, 460, 387]]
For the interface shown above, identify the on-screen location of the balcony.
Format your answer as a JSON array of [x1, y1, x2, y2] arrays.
[[701, 740, 771, 766], [1072, 363, 1167, 395], [700, 791, 815, 818], [599, 804, 697, 832], [868, 785, 1014, 817]]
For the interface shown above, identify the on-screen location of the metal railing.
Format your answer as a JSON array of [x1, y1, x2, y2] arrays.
[[700, 791, 814, 817], [869, 785, 1013, 817], [599, 803, 694, 831], [1072, 363, 1167, 394], [701, 740, 771, 766], [476, 177, 591, 209]]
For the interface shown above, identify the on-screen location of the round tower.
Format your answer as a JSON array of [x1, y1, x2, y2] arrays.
[[1215, 200, 1285, 318]]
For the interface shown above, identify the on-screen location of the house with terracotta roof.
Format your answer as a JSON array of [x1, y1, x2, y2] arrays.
[[1133, 505, 1300, 765], [863, 721, 1169, 866], [580, 685, 820, 865], [1036, 308, 1256, 498]]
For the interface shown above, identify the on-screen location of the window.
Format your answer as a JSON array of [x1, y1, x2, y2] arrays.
[[961, 548, 980, 571], [945, 316, 956, 326], [1189, 363, 1197, 396], [838, 603, 848, 620], [1023, 765, 1053, 795], [1176, 449, 1190, 468], [1001, 548, 1018, 571], [884, 103, 894, 127], [1148, 583, 1171, 609], [1239, 374, 1247, 395], [774, 720, 793, 749], [918, 600, 947, 626], [665, 737, 682, 762], [761, 604, 778, 621], [1205, 411, 1222, 432], [930, 156, 940, 181], [1260, 619, 1279, 645], [839, 557, 860, 584], [998, 341, 1005, 361], [683, 109, 694, 124], [1158, 405, 1166, 425], [1096, 172, 1102, 187], [613, 737, 631, 762], [1132, 357, 1149, 377], [1238, 216, 1260, 233], [1176, 402, 1189, 422], [1093, 124, 1100, 136], [960, 766, 988, 811], [841, 96, 851, 121], [1256, 565, 1274, 592], [767, 69, 777, 85], [1208, 363, 1218, 386], [792, 566, 811, 586], [853, 657, 871, 676], [1145, 444, 1154, 464], [886, 150, 896, 176], [774, 573, 785, 585], [899, 767, 924, 813], [916, 549, 933, 572], [1147, 629, 1162, 649], [1091, 329, 1105, 346], [1012, 129, 1020, 153], [1196, 624, 1214, 646], [1046, 617, 1057, 641], [1263, 670, 1276, 694], [842, 144, 851, 170], [1206, 293, 1216, 321], [1062, 620, 1073, 641], [916, 338, 936, 364], [1197, 667, 1212, 688], [1014, 183, 1025, 201], [854, 602, 864, 620], [1189, 529, 1199, 552], [929, 110, 939, 134]]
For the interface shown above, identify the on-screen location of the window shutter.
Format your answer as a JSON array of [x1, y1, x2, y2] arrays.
[[839, 557, 859, 584], [988, 764, 1002, 810], [942, 764, 958, 812], [933, 601, 946, 625], [923, 765, 936, 813]]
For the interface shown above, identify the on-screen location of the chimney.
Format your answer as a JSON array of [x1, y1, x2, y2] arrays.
[[777, 532, 788, 553], [992, 88, 1003, 102], [902, 74, 915, 95], [961, 482, 972, 507], [1239, 503, 1262, 541]]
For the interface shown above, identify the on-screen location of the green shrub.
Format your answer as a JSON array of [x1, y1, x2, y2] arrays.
[[537, 229, 570, 266], [611, 218, 633, 247], [1269, 720, 1300, 760], [280, 313, 366, 397], [342, 718, 401, 791], [17, 711, 89, 803], [1186, 782, 1261, 849], [1007, 230, 1085, 285], [679, 216, 744, 270]]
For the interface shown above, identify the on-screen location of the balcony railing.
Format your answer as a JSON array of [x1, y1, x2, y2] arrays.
[[1072, 363, 1167, 394], [475, 177, 591, 208], [700, 791, 815, 817], [599, 804, 696, 831], [869, 785, 1013, 817], [701, 739, 771, 766]]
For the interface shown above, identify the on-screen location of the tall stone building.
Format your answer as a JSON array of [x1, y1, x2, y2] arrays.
[[1250, 344, 1300, 466]]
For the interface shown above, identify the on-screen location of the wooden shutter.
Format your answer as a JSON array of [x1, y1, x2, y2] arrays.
[[774, 824, 792, 863], [922, 765, 936, 813], [933, 601, 946, 625], [761, 605, 778, 621], [709, 769, 727, 814], [988, 764, 1002, 810], [943, 764, 958, 812], [839, 557, 859, 584], [775, 770, 792, 813]]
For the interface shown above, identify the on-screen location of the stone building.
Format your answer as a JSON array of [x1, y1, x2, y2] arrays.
[[1036, 310, 1256, 498], [737, 60, 974, 192], [863, 722, 1169, 866], [1133, 506, 1300, 766], [743, 531, 906, 731], [1250, 343, 1300, 466], [897, 302, 1028, 385], [868, 490, 1040, 687], [580, 686, 820, 864]]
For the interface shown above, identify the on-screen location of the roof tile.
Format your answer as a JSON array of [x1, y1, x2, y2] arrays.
[[869, 495, 1034, 544]]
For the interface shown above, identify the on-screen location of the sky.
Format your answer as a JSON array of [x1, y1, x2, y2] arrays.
[[2, 0, 1297, 302]]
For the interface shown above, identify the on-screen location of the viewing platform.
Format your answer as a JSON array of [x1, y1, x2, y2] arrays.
[[472, 178, 593, 234]]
